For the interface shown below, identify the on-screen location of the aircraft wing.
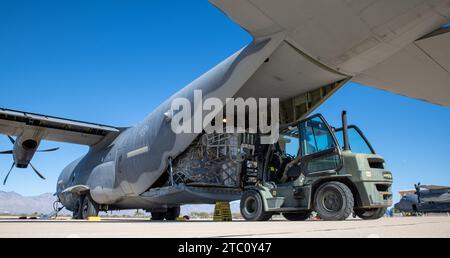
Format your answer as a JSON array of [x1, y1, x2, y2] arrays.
[[421, 185, 450, 191], [0, 108, 121, 146], [210, 0, 450, 107], [354, 28, 450, 106]]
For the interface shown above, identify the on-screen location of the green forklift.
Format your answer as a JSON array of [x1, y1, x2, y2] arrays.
[[240, 111, 393, 221]]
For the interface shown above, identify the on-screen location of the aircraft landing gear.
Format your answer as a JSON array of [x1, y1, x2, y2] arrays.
[[73, 198, 82, 220], [283, 211, 312, 221], [73, 194, 99, 220], [151, 207, 180, 221], [165, 207, 181, 220]]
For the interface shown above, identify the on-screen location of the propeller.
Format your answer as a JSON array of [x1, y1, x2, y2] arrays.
[[29, 163, 46, 180], [3, 163, 15, 185], [7, 136, 15, 144], [1, 136, 16, 155], [2, 136, 57, 185], [37, 147, 60, 153]]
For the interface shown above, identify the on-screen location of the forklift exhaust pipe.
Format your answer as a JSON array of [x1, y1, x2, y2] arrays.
[[342, 111, 350, 151]]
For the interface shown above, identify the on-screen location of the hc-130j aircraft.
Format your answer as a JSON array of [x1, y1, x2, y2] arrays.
[[395, 184, 450, 214], [1, 0, 449, 220]]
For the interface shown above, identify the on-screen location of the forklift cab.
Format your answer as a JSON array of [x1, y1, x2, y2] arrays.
[[280, 114, 343, 181], [240, 112, 393, 222]]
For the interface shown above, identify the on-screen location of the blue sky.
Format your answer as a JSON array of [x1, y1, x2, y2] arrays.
[[1, 1, 449, 204]]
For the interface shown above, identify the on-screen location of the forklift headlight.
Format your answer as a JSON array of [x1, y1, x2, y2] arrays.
[[383, 172, 393, 180]]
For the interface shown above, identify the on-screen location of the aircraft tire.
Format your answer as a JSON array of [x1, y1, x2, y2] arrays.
[[81, 195, 99, 220], [282, 211, 312, 221], [354, 208, 387, 220], [151, 212, 165, 221], [240, 190, 272, 221], [314, 182, 354, 221], [165, 207, 181, 221], [72, 196, 83, 220]]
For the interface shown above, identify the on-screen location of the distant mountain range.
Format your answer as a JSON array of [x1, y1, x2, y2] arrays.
[[0, 191, 60, 215], [0, 191, 240, 216]]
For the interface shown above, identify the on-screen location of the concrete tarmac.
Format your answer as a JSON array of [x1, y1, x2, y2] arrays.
[[0, 216, 449, 238]]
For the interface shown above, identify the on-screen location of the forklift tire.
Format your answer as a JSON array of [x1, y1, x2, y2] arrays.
[[314, 182, 354, 221], [241, 190, 272, 221], [283, 212, 312, 221], [165, 207, 181, 221], [354, 208, 387, 220], [81, 195, 99, 220]]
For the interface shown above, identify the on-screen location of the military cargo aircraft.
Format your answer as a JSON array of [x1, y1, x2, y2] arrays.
[[1, 0, 449, 220], [395, 184, 450, 214]]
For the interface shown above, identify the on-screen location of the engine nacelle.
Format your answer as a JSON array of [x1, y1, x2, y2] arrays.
[[13, 136, 40, 168]]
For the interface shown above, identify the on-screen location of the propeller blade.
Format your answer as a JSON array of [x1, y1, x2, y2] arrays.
[[0, 150, 13, 154], [37, 147, 60, 153], [3, 163, 15, 186], [29, 163, 46, 180], [7, 136, 15, 144]]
